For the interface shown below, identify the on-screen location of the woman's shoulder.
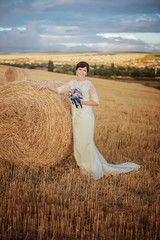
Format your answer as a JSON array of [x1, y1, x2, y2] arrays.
[[87, 80, 95, 87]]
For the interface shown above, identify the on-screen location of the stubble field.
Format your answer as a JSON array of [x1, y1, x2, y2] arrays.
[[0, 65, 160, 240]]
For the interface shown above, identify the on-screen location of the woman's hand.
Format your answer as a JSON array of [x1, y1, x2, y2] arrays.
[[37, 85, 48, 90], [38, 84, 58, 93]]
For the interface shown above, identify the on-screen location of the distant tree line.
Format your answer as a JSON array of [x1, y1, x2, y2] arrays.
[[2, 61, 160, 78], [2, 62, 48, 69], [54, 64, 76, 75], [54, 63, 160, 78], [88, 64, 158, 78]]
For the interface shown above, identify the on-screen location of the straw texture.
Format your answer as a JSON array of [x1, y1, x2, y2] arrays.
[[0, 81, 73, 166]]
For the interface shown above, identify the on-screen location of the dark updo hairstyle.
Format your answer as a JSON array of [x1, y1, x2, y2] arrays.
[[76, 61, 89, 73]]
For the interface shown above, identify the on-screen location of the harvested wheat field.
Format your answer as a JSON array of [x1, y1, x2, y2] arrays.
[[0, 66, 160, 240], [0, 52, 148, 66]]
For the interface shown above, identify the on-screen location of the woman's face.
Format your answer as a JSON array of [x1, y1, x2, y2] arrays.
[[76, 67, 87, 78]]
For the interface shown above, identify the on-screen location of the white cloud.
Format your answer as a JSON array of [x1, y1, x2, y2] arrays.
[[96, 33, 138, 40], [135, 14, 160, 23], [61, 41, 134, 51], [97, 32, 160, 44], [0, 27, 12, 31], [62, 43, 83, 47], [17, 27, 26, 31], [60, 40, 160, 53], [40, 34, 75, 39], [41, 25, 79, 35], [0, 26, 26, 32]]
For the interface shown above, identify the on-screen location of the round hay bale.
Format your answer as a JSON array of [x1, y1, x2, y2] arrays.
[[0, 67, 28, 85], [0, 81, 73, 166], [5, 67, 18, 82]]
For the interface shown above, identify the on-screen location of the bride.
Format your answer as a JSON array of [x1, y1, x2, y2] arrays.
[[38, 61, 140, 179]]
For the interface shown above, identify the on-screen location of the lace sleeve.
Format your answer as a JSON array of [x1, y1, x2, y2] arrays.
[[89, 82, 99, 104], [57, 80, 73, 94]]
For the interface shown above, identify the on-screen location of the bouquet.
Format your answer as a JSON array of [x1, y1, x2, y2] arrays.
[[68, 88, 83, 108]]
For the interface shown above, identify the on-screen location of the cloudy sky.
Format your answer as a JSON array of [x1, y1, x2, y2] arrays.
[[0, 0, 160, 53]]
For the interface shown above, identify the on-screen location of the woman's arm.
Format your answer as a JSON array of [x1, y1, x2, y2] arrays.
[[81, 83, 99, 106], [38, 81, 72, 94], [81, 100, 99, 106], [38, 84, 58, 93]]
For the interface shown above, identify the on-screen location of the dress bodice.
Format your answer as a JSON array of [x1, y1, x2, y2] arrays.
[[57, 79, 99, 104]]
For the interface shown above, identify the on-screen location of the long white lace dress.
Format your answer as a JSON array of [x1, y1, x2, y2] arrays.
[[57, 80, 140, 180]]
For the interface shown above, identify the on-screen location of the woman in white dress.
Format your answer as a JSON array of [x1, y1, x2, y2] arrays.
[[38, 61, 140, 179]]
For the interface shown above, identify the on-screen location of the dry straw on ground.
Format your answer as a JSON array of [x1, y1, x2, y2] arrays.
[[0, 81, 73, 166]]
